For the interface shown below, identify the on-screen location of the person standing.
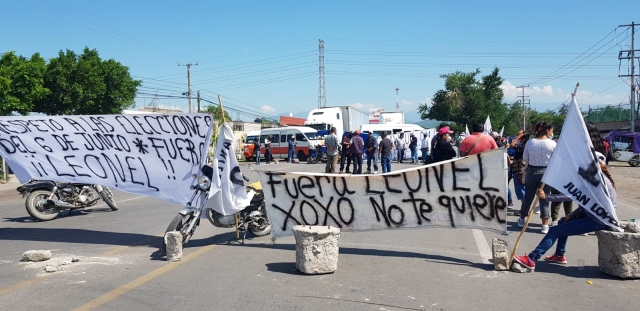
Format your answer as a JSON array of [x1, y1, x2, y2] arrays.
[[431, 126, 456, 163], [378, 132, 393, 173], [395, 133, 406, 163], [409, 133, 418, 164], [254, 138, 261, 165], [351, 130, 364, 174], [517, 122, 557, 234], [365, 131, 379, 174], [324, 127, 339, 173], [459, 123, 498, 157], [287, 135, 297, 163], [339, 132, 352, 173], [264, 135, 272, 164], [421, 133, 430, 164]]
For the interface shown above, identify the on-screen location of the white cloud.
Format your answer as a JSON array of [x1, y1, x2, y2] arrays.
[[401, 99, 412, 107], [500, 80, 624, 109], [261, 105, 276, 113]]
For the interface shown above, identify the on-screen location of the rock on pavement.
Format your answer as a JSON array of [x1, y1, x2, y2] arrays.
[[22, 250, 52, 262], [596, 222, 640, 278], [164, 231, 183, 262], [293, 225, 340, 274], [511, 262, 534, 273], [492, 238, 509, 271]]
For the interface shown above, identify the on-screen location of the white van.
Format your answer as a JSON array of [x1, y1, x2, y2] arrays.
[[259, 126, 318, 161]]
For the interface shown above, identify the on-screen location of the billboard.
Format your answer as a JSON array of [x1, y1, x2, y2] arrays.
[[369, 108, 384, 124]]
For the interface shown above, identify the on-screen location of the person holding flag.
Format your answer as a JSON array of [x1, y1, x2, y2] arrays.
[[513, 84, 622, 271]]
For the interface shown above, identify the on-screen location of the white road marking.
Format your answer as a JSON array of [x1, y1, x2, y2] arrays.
[[471, 229, 492, 264]]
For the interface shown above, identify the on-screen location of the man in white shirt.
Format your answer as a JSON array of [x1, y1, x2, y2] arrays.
[[421, 133, 430, 164], [395, 133, 406, 163]]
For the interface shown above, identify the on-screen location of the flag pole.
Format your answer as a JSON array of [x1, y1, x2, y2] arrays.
[[508, 182, 545, 267], [218, 94, 240, 239]]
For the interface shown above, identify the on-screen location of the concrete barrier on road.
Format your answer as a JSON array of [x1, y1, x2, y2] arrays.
[[596, 222, 640, 278], [293, 225, 340, 274], [164, 231, 183, 262]]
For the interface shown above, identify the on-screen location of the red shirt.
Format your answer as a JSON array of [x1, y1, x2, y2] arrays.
[[460, 133, 498, 156]]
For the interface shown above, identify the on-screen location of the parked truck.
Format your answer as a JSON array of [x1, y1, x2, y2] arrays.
[[379, 111, 405, 124], [304, 106, 369, 136]]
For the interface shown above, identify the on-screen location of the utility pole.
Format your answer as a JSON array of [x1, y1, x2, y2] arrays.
[[197, 90, 201, 113], [318, 39, 326, 108], [619, 22, 637, 132], [179, 62, 198, 113], [517, 85, 530, 130], [395, 87, 400, 111]]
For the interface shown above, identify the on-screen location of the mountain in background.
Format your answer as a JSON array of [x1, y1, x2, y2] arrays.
[[404, 110, 441, 129]]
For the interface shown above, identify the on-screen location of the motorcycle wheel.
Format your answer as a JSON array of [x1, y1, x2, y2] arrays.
[[307, 156, 318, 164], [165, 213, 197, 247], [629, 158, 640, 167], [249, 218, 272, 237], [25, 190, 60, 221], [99, 187, 118, 211]]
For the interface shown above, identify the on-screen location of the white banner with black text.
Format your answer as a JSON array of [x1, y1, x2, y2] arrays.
[[0, 114, 214, 206], [260, 149, 508, 238]]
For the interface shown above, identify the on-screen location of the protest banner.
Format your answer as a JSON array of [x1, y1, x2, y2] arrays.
[[0, 114, 214, 206], [259, 149, 508, 238]]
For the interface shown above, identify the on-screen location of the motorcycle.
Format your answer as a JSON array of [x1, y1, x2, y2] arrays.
[[307, 143, 328, 164], [17, 180, 118, 221], [164, 165, 271, 248]]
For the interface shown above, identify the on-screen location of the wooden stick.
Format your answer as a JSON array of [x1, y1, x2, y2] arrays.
[[217, 94, 226, 124], [508, 182, 546, 267], [234, 213, 239, 239]]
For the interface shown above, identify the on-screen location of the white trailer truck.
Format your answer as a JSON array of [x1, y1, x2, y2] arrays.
[[305, 106, 369, 135], [379, 111, 405, 124]]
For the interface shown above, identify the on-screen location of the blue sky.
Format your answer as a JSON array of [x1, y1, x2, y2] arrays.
[[1, 0, 637, 121]]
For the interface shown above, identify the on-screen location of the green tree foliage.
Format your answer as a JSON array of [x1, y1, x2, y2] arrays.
[[33, 47, 140, 115], [0, 51, 49, 116], [418, 68, 508, 132], [205, 105, 232, 123]]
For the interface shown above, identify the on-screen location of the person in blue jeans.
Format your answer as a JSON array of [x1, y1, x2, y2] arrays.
[[378, 132, 393, 173], [287, 136, 297, 163], [513, 159, 615, 270], [254, 139, 261, 165]]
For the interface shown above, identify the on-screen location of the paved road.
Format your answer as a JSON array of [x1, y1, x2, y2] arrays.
[[0, 161, 639, 311]]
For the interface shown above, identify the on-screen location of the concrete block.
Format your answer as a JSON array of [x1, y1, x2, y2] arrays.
[[164, 231, 183, 262], [492, 238, 509, 271], [596, 222, 640, 278], [22, 250, 52, 262], [293, 225, 340, 274]]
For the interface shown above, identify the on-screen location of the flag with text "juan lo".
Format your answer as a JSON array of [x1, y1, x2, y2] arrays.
[[206, 123, 253, 215], [541, 90, 622, 232]]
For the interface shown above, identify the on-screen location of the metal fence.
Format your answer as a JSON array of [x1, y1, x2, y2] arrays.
[[584, 105, 639, 123]]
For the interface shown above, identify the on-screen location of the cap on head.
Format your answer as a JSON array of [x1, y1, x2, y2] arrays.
[[491, 131, 499, 137], [355, 130, 361, 135], [438, 126, 453, 135]]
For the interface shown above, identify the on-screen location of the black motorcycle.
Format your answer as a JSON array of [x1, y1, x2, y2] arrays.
[[17, 180, 118, 221], [164, 165, 271, 247]]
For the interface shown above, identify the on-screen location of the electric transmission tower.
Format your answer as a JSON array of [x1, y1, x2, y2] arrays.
[[517, 85, 530, 130], [618, 21, 637, 132], [179, 62, 198, 113], [318, 39, 326, 108]]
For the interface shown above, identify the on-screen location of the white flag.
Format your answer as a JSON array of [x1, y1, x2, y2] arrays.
[[499, 126, 504, 137], [465, 124, 470, 137], [541, 92, 622, 232], [484, 115, 492, 134], [206, 123, 253, 215]]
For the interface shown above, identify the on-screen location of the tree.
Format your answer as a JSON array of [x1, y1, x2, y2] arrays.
[[0, 51, 49, 116], [34, 47, 140, 115], [205, 105, 232, 123], [418, 68, 508, 132]]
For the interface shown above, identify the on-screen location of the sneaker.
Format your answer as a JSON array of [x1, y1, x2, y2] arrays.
[[544, 254, 568, 264], [541, 225, 549, 234], [551, 220, 558, 226], [534, 206, 540, 214], [517, 218, 525, 228], [365, 170, 372, 174], [345, 170, 351, 173], [507, 202, 514, 208], [373, 171, 378, 174], [513, 254, 536, 269]]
